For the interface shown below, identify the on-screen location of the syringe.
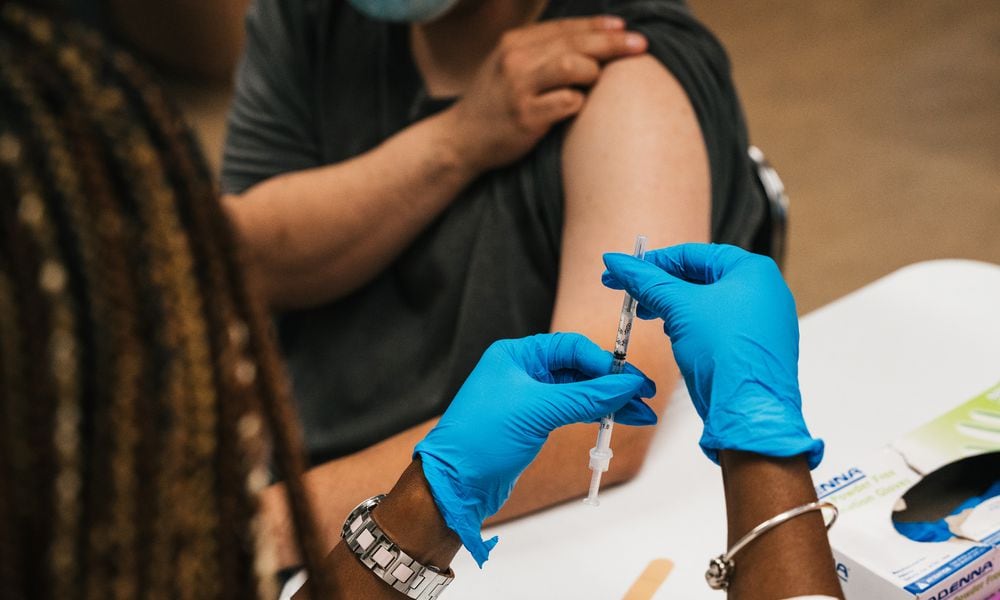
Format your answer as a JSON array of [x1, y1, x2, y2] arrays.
[[583, 234, 647, 507]]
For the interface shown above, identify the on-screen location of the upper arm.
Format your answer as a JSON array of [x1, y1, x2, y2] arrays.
[[551, 54, 711, 409], [221, 0, 321, 195]]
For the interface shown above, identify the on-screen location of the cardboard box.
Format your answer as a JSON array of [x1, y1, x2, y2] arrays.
[[815, 382, 1000, 599]]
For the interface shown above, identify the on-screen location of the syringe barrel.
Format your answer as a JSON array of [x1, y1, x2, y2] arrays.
[[584, 234, 647, 507], [612, 236, 647, 360], [595, 415, 615, 450]]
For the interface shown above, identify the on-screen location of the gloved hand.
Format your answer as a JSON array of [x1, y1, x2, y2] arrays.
[[414, 333, 657, 566], [601, 243, 823, 468]]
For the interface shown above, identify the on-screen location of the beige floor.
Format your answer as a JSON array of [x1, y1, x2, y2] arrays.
[[174, 0, 1000, 314]]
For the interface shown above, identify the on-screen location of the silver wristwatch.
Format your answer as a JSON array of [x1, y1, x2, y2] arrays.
[[342, 494, 454, 599]]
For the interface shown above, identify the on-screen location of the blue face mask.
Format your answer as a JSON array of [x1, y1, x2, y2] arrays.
[[347, 0, 462, 23]]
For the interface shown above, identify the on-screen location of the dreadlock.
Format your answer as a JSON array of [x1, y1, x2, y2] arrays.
[[0, 3, 333, 598]]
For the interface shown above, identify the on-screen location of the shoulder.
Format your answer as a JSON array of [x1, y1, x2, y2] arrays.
[[544, 0, 737, 141], [611, 0, 733, 95], [581, 53, 695, 119], [562, 53, 703, 170]]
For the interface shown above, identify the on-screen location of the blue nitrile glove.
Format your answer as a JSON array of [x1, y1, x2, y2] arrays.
[[601, 243, 824, 468], [895, 479, 1000, 542], [414, 333, 657, 567]]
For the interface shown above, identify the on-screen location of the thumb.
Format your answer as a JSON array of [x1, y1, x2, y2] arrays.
[[551, 373, 655, 427], [613, 397, 659, 426], [642, 243, 752, 284], [603, 252, 691, 321]]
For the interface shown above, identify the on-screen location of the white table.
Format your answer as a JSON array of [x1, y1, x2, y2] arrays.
[[444, 259, 1000, 599]]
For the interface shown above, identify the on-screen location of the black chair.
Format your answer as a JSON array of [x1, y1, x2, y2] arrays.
[[747, 145, 789, 270]]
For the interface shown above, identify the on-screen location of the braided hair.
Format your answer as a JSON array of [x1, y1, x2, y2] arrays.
[[0, 3, 332, 598]]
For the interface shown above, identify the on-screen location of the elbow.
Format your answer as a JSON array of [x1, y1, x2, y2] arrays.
[[603, 429, 655, 486], [606, 455, 644, 486], [222, 194, 276, 308], [601, 390, 668, 488]]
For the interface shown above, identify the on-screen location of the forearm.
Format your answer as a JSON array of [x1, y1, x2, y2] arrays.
[[296, 460, 460, 599], [105, 0, 249, 80], [226, 109, 478, 309], [719, 451, 842, 600], [264, 383, 668, 568]]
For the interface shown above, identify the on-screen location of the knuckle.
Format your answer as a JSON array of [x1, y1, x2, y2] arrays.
[[486, 338, 513, 355], [557, 54, 578, 77], [747, 252, 777, 273], [606, 30, 632, 51], [498, 30, 520, 51], [602, 32, 624, 53], [513, 100, 535, 129], [578, 31, 611, 54], [499, 48, 525, 76], [560, 91, 583, 110]]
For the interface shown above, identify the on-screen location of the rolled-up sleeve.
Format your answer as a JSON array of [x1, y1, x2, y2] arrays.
[[221, 0, 321, 194], [614, 0, 765, 247]]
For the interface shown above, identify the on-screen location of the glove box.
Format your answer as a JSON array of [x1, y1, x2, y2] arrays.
[[814, 381, 1000, 600]]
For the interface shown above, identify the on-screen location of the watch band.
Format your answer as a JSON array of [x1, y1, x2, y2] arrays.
[[342, 494, 454, 599]]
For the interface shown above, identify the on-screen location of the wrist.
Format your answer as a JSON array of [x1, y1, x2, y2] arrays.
[[718, 451, 843, 598], [415, 450, 500, 568], [372, 459, 461, 570], [701, 401, 824, 468], [430, 107, 489, 177]]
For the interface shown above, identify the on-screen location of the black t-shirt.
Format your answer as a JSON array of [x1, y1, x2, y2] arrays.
[[52, 0, 104, 26], [222, 0, 764, 464]]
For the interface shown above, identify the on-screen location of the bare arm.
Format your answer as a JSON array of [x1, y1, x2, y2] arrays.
[[224, 110, 480, 310], [105, 0, 249, 80], [292, 454, 843, 599], [493, 53, 710, 518], [262, 52, 709, 568], [227, 17, 648, 310], [720, 451, 843, 599]]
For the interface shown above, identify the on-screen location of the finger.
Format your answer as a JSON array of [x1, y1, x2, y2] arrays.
[[563, 29, 647, 62], [600, 243, 724, 287], [530, 53, 600, 92], [511, 15, 626, 45], [610, 398, 658, 426], [601, 267, 626, 290], [523, 30, 646, 79], [602, 252, 691, 320], [545, 332, 611, 377], [601, 256, 664, 320], [639, 243, 753, 284], [524, 89, 585, 129], [601, 271, 655, 328], [635, 303, 660, 321], [551, 373, 655, 427], [545, 333, 655, 395], [600, 279, 662, 320]]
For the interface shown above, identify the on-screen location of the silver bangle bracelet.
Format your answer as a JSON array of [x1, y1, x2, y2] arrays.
[[705, 501, 839, 590]]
